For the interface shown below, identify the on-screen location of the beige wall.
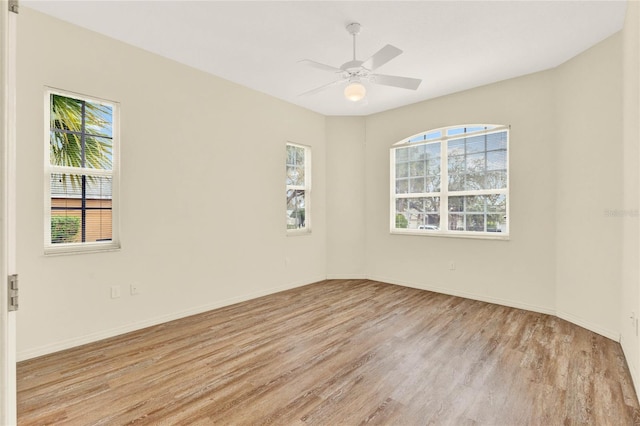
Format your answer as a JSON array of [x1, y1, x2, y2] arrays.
[[17, 8, 327, 359], [363, 71, 558, 315], [326, 117, 366, 278], [554, 33, 623, 337]]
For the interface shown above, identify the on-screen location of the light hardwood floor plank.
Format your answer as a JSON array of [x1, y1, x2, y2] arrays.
[[17, 279, 640, 425]]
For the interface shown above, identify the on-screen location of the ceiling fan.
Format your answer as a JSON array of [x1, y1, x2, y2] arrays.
[[299, 22, 422, 102]]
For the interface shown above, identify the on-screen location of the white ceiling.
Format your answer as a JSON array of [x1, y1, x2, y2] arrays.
[[24, 0, 627, 116]]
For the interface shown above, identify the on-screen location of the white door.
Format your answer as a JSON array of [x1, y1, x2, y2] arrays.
[[0, 1, 18, 424]]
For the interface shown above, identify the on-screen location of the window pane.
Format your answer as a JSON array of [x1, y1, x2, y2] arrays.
[[396, 162, 409, 178], [466, 153, 485, 173], [287, 165, 304, 186], [426, 130, 442, 140], [49, 94, 113, 171], [294, 147, 305, 165], [466, 136, 485, 154], [448, 140, 465, 156], [425, 142, 441, 159], [50, 173, 112, 243], [467, 214, 485, 232], [85, 101, 113, 138], [465, 195, 485, 212], [424, 197, 439, 212], [410, 178, 425, 193], [487, 150, 507, 171], [396, 179, 409, 194], [449, 213, 464, 231], [50, 131, 81, 167], [486, 194, 507, 212], [486, 171, 507, 189], [286, 189, 306, 229], [464, 173, 485, 191], [487, 214, 506, 232], [84, 136, 113, 170], [447, 127, 465, 136], [50, 94, 82, 131], [426, 175, 441, 193], [409, 145, 425, 161], [50, 209, 81, 243], [395, 147, 409, 161], [486, 131, 507, 151], [449, 196, 463, 212], [396, 198, 408, 213], [396, 197, 440, 229], [465, 126, 485, 133], [426, 160, 440, 175], [409, 198, 424, 212], [448, 174, 464, 191], [409, 161, 425, 177]]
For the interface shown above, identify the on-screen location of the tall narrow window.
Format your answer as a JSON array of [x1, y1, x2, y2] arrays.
[[286, 143, 311, 233], [45, 89, 119, 253], [391, 125, 509, 238]]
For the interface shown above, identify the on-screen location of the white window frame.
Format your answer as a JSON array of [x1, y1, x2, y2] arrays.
[[286, 142, 311, 235], [44, 88, 120, 254], [390, 124, 509, 240]]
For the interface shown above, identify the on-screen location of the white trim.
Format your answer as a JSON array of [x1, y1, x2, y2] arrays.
[[326, 273, 367, 280], [17, 275, 326, 361], [391, 229, 509, 240], [0, 5, 17, 424], [556, 310, 620, 342]]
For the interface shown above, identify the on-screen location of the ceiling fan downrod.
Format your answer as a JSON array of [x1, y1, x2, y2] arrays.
[[346, 22, 361, 62]]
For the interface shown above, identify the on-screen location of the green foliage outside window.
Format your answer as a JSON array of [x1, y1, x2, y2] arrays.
[[51, 216, 80, 243], [395, 214, 408, 228]]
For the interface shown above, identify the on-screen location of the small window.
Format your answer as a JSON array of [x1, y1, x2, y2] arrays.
[[391, 124, 509, 238], [45, 89, 119, 253], [286, 143, 311, 233]]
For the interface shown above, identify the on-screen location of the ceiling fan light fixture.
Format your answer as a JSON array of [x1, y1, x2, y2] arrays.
[[344, 81, 366, 102]]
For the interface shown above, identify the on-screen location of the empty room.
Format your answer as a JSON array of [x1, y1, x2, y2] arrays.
[[1, 0, 640, 424]]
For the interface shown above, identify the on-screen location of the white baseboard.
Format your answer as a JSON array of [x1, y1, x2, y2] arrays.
[[368, 274, 556, 316], [556, 310, 620, 342], [17, 276, 326, 361], [325, 273, 367, 280]]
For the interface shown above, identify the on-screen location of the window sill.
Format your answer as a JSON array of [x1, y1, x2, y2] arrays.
[[287, 228, 311, 237], [44, 241, 121, 256], [391, 229, 509, 241]]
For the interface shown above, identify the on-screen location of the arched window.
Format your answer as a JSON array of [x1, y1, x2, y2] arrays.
[[391, 124, 509, 238]]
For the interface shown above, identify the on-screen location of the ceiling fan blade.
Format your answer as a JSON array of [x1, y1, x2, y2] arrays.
[[298, 79, 345, 97], [362, 45, 403, 71], [371, 73, 422, 90], [298, 59, 343, 73]]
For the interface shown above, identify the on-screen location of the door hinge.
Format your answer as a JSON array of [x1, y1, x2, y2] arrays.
[[8, 274, 18, 311], [9, 0, 19, 14]]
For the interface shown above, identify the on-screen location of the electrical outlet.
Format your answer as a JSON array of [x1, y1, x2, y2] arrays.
[[110, 285, 121, 299], [130, 283, 140, 296], [449, 261, 456, 271]]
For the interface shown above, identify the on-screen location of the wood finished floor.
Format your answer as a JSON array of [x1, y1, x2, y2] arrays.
[[17, 279, 640, 425]]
